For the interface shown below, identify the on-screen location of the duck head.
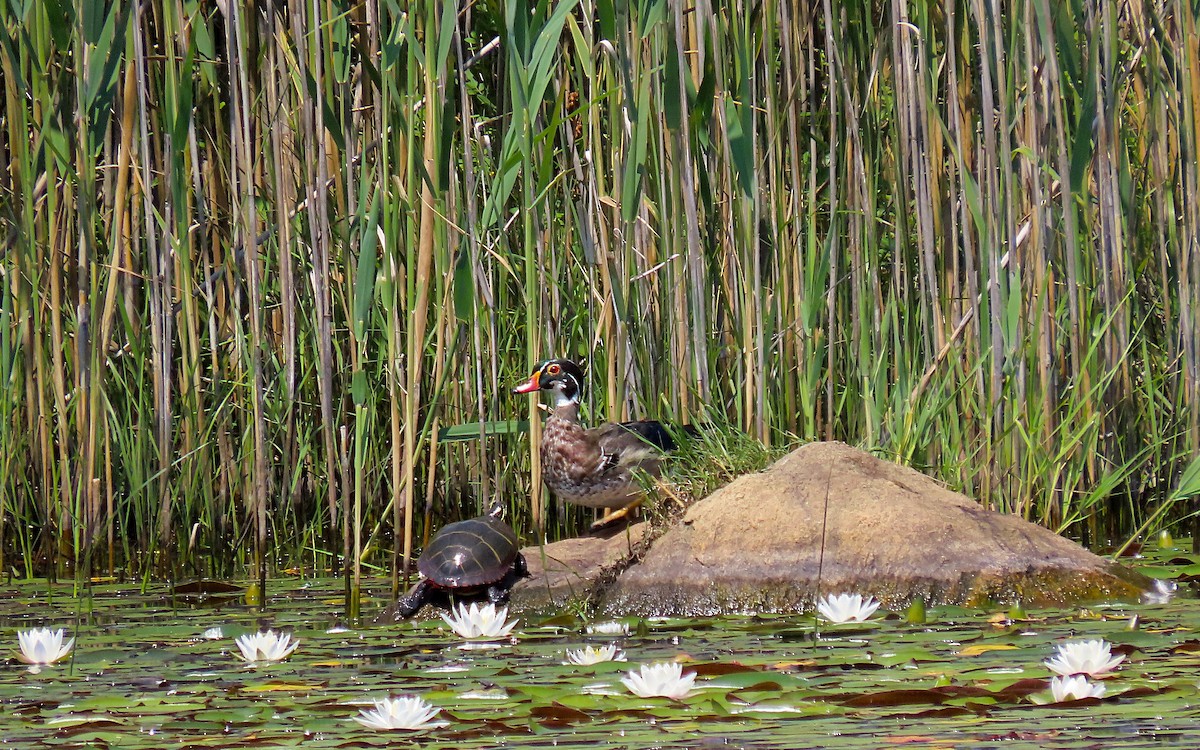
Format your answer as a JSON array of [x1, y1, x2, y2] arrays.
[[512, 358, 585, 407]]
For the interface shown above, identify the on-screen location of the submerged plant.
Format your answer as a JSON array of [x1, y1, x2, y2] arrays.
[[816, 593, 880, 624], [565, 644, 627, 665], [234, 630, 300, 663], [441, 602, 519, 640], [16, 627, 75, 666], [353, 696, 447, 731], [620, 661, 698, 700], [1044, 639, 1125, 677]]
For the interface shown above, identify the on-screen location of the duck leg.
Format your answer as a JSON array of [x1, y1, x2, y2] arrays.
[[590, 497, 644, 530]]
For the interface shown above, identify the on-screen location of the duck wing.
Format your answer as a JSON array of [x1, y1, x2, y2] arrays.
[[614, 420, 682, 451], [589, 422, 664, 472], [591, 419, 702, 473]]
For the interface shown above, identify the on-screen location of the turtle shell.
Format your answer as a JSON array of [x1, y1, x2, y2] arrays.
[[418, 515, 520, 589]]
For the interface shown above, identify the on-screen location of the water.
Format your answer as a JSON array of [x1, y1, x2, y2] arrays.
[[1, 545, 1197, 749]]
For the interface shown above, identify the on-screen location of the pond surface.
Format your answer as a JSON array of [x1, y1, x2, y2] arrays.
[[2, 542, 1198, 749]]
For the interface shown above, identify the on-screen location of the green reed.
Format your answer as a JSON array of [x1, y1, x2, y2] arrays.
[[0, 0, 1198, 585]]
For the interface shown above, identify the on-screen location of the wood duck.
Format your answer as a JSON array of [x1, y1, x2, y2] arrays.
[[512, 358, 689, 527]]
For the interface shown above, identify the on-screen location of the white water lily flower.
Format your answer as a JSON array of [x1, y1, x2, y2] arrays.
[[586, 621, 630, 636], [353, 696, 448, 731], [1044, 639, 1125, 677], [234, 630, 300, 663], [816, 593, 881, 624], [1050, 674, 1107, 702], [441, 602, 518, 640], [200, 627, 224, 640], [16, 627, 75, 665], [620, 661, 698, 700], [565, 644, 627, 665]]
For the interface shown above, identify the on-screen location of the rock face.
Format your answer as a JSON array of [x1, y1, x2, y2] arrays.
[[513, 442, 1157, 616], [604, 442, 1154, 615]]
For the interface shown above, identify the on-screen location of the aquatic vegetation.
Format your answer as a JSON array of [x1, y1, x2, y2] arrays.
[[352, 696, 447, 731], [1044, 639, 1125, 677], [620, 661, 698, 699], [16, 627, 74, 665], [1049, 675, 1108, 702], [816, 593, 881, 624], [4, 558, 1200, 749], [441, 602, 519, 640], [233, 630, 299, 663], [200, 627, 224, 640], [565, 644, 627, 665]]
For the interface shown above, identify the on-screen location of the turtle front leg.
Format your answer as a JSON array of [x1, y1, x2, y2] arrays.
[[395, 580, 430, 618], [488, 554, 530, 605]]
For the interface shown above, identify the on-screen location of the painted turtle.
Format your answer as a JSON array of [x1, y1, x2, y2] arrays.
[[394, 507, 528, 617]]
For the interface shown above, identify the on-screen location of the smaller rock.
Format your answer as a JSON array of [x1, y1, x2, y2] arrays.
[[509, 523, 650, 611]]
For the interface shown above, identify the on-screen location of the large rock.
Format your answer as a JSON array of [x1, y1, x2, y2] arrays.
[[595, 442, 1156, 615]]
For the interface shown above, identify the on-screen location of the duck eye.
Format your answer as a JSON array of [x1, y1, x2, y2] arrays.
[[547, 364, 562, 375]]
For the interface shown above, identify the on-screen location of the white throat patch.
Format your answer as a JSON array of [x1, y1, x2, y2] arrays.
[[553, 372, 581, 408]]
